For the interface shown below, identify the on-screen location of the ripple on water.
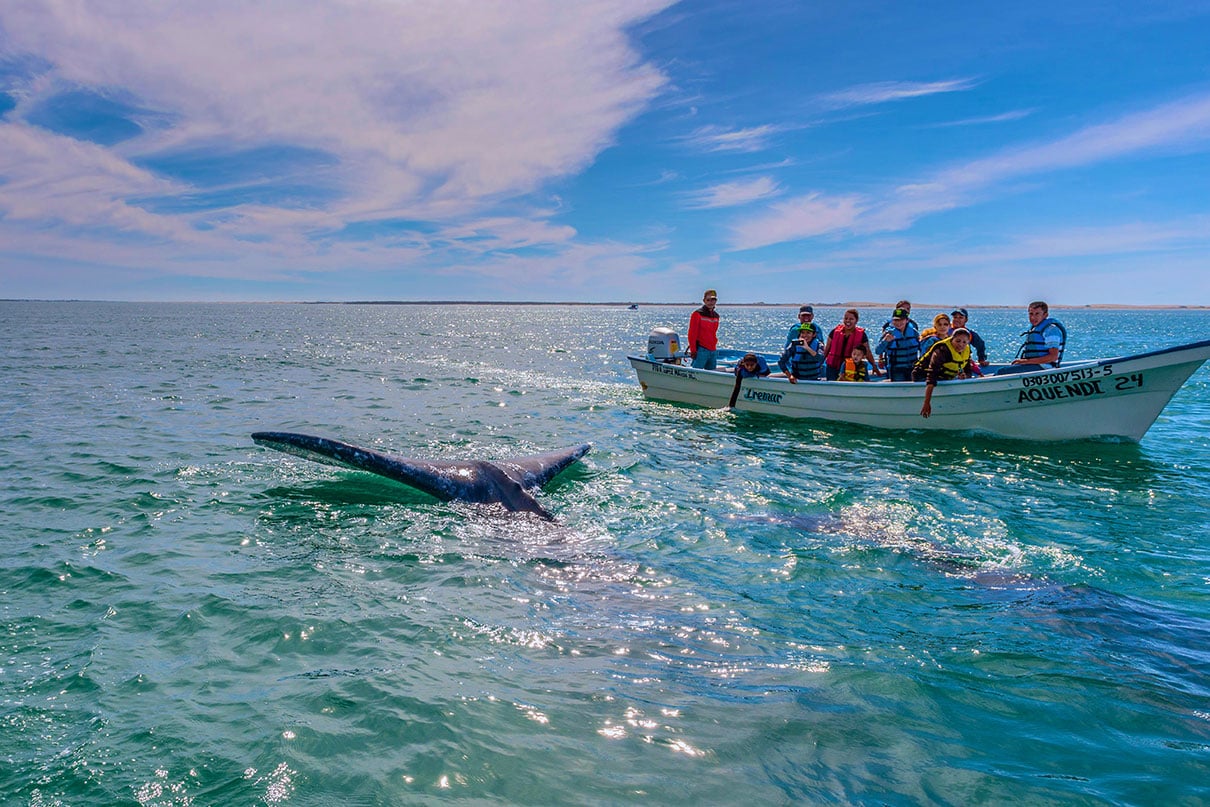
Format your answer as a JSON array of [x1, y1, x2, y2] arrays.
[[4, 303, 1210, 803]]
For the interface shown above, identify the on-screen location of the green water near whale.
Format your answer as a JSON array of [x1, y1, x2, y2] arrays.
[[2, 301, 1208, 804]]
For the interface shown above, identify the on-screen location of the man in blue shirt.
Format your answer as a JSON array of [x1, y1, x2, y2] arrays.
[[785, 305, 817, 348], [995, 301, 1067, 375]]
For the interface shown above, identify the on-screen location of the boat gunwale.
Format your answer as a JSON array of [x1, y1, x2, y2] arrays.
[[627, 338, 1210, 442], [628, 337, 1210, 395]]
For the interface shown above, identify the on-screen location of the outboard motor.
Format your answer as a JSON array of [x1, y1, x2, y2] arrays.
[[647, 327, 685, 363]]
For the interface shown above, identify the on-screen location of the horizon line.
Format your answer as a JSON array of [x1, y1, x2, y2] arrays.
[[3, 299, 1208, 310]]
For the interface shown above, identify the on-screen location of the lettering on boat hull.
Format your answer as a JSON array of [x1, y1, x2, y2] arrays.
[[743, 388, 784, 404], [1016, 373, 1144, 404], [651, 363, 699, 380]]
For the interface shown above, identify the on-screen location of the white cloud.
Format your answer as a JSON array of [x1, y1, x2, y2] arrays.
[[867, 90, 1210, 232], [730, 91, 1210, 249], [437, 216, 578, 252], [682, 124, 782, 153], [820, 78, 977, 109], [713, 213, 1210, 306], [0, 0, 673, 269], [982, 216, 1210, 261], [929, 109, 1035, 128], [729, 192, 864, 250], [0, 122, 198, 241], [685, 176, 781, 209]]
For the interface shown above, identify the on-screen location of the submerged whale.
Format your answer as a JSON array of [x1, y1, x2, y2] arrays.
[[251, 431, 590, 519]]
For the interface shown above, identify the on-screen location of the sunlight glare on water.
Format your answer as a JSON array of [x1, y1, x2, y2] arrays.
[[1, 301, 1209, 803]]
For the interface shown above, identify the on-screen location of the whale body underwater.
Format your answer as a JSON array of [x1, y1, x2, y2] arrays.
[[251, 431, 590, 519]]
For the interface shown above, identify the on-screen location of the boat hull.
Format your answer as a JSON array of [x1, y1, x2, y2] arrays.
[[628, 340, 1210, 441]]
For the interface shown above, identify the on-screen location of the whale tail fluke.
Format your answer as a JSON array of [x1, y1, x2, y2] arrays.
[[251, 431, 590, 519], [494, 444, 592, 489]]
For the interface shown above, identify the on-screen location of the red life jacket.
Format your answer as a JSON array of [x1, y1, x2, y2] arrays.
[[688, 308, 720, 351], [825, 326, 866, 368]]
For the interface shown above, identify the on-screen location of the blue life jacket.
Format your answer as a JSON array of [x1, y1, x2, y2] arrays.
[[1017, 318, 1067, 366], [780, 339, 825, 379], [879, 326, 920, 369]]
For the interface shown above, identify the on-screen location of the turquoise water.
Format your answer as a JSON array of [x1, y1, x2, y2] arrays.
[[2, 301, 1209, 805]]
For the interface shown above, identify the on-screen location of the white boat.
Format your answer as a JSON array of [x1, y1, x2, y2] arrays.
[[628, 338, 1210, 442]]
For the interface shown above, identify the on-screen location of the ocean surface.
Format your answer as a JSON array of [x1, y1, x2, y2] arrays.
[[2, 301, 1209, 806]]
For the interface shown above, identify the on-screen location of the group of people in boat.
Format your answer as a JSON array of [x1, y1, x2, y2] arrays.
[[686, 291, 1067, 417]]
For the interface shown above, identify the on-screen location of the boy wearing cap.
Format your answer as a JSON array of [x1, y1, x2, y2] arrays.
[[875, 307, 920, 382], [880, 300, 919, 334], [949, 308, 988, 368], [777, 323, 825, 383]]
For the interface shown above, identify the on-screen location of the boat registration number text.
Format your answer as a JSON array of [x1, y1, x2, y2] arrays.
[[1017, 371, 1144, 404], [650, 363, 699, 379], [1019, 365, 1113, 387]]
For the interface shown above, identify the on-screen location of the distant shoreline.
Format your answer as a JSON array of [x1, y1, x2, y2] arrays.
[[3, 299, 1208, 310], [317, 301, 1210, 311]]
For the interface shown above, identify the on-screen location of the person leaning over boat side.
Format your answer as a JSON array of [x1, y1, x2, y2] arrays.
[[994, 301, 1067, 375], [823, 309, 872, 381], [948, 308, 989, 371], [917, 312, 952, 356], [735, 352, 771, 379], [876, 307, 920, 382], [785, 305, 817, 349], [913, 328, 974, 418], [778, 323, 826, 383], [838, 344, 880, 381], [687, 289, 720, 370]]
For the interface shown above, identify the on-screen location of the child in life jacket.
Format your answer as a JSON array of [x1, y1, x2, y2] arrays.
[[838, 344, 880, 381]]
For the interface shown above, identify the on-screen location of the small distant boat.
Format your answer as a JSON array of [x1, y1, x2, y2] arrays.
[[628, 336, 1210, 442], [627, 304, 639, 310]]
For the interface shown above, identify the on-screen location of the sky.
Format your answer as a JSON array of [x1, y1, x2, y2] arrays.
[[2, 0, 1210, 304]]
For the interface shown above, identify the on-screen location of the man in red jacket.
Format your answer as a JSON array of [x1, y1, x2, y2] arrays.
[[687, 289, 720, 370]]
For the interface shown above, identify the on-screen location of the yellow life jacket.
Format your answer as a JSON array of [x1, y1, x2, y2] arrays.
[[913, 337, 971, 380]]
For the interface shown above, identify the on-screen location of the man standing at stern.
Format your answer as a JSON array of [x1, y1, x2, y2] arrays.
[[688, 289, 720, 370]]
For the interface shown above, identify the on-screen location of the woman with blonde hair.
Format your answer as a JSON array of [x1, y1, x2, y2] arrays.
[[917, 313, 951, 355]]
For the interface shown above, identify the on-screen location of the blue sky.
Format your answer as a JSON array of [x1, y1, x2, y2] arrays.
[[2, 0, 1209, 304]]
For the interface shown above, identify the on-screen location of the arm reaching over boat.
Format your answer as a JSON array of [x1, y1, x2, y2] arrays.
[[914, 330, 973, 418]]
